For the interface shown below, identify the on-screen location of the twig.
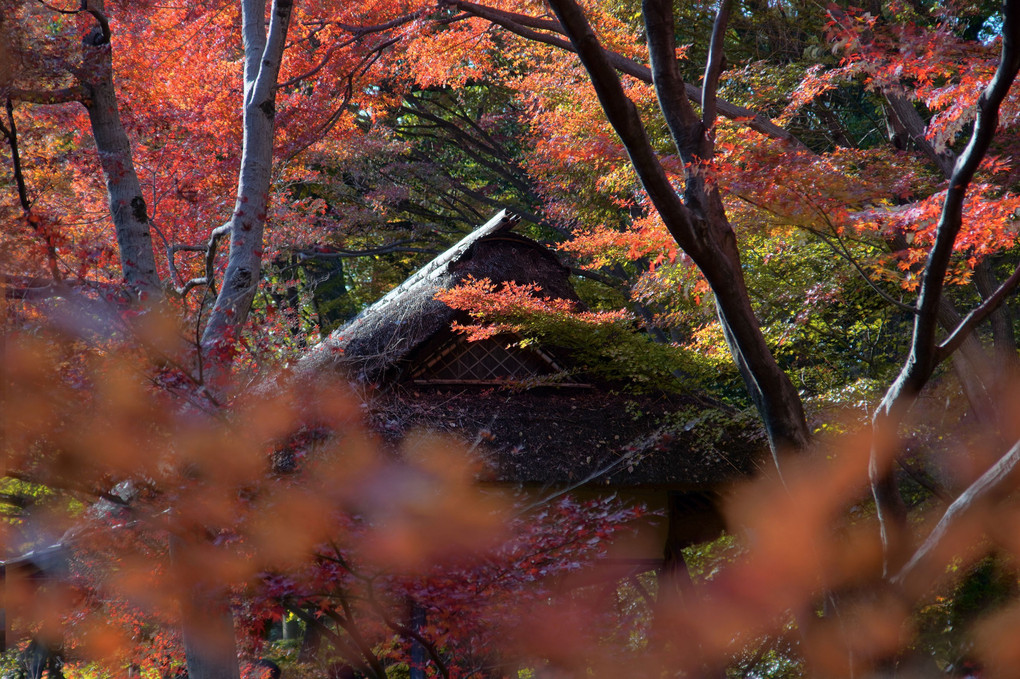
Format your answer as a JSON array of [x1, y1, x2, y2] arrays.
[[170, 224, 230, 299], [2, 99, 31, 213]]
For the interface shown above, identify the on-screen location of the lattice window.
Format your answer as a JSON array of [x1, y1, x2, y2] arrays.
[[412, 336, 558, 383]]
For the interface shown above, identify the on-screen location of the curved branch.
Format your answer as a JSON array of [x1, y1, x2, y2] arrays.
[[701, 0, 733, 134], [443, 0, 807, 148], [84, 3, 111, 44], [894, 436, 1020, 590], [161, 224, 231, 299], [937, 260, 1020, 360], [5, 86, 87, 105]]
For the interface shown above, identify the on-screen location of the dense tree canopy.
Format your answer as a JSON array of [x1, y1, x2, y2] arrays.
[[5, 0, 1020, 677]]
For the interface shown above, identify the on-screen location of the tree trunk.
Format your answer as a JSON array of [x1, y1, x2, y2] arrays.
[[185, 2, 295, 677], [546, 0, 811, 462], [80, 3, 161, 299], [870, 4, 1020, 574], [170, 534, 241, 679], [201, 0, 295, 371]]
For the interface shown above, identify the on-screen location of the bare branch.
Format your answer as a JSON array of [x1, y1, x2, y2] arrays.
[[197, 224, 230, 297], [937, 260, 1020, 361], [444, 0, 807, 148], [4, 86, 87, 104], [701, 0, 733, 134], [3, 99, 31, 213], [894, 436, 1020, 590]]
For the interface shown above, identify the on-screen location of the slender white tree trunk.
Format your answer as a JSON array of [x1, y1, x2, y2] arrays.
[[182, 3, 295, 677], [81, 0, 162, 298], [201, 0, 295, 368]]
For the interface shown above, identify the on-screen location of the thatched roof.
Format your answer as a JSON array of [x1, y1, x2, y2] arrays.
[[373, 387, 766, 488], [300, 211, 767, 489], [301, 210, 577, 382]]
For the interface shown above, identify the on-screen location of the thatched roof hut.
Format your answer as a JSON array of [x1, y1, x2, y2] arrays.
[[303, 211, 579, 383], [301, 211, 767, 500]]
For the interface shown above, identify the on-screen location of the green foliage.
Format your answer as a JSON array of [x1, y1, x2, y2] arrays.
[[513, 308, 713, 393], [439, 278, 717, 393], [683, 533, 744, 584], [737, 229, 911, 402], [914, 556, 1020, 671]]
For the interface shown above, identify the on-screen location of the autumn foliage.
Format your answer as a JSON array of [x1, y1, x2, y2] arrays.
[[6, 0, 1020, 677], [0, 322, 651, 677]]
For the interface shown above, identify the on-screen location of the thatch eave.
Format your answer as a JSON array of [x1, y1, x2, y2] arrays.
[[372, 387, 767, 489]]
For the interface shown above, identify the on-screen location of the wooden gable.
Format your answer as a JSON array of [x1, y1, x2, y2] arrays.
[[411, 334, 564, 385]]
